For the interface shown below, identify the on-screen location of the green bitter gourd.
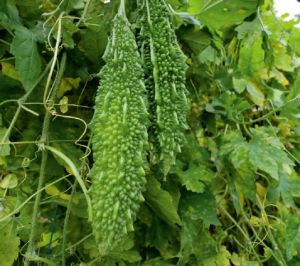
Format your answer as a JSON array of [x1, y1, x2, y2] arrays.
[[137, 0, 188, 175], [89, 0, 148, 253]]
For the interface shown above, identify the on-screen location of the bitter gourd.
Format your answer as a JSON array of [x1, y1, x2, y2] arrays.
[[137, 0, 188, 175], [89, 1, 148, 253]]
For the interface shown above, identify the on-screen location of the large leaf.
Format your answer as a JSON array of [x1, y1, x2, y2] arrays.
[[180, 191, 220, 225], [189, 0, 258, 31], [10, 27, 42, 91], [268, 171, 300, 207], [145, 176, 182, 227], [79, 26, 108, 66], [248, 127, 294, 180], [0, 222, 20, 266]]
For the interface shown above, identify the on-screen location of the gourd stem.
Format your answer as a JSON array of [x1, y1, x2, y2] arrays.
[[62, 180, 78, 266], [62, 137, 92, 265], [118, 0, 126, 17], [24, 52, 67, 266]]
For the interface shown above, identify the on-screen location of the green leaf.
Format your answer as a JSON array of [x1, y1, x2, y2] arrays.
[[235, 18, 261, 43], [191, 0, 257, 31], [285, 214, 300, 261], [0, 222, 20, 266], [110, 250, 141, 263], [79, 26, 108, 65], [198, 46, 221, 65], [234, 163, 256, 202], [147, 217, 179, 259], [232, 77, 247, 94], [268, 170, 300, 207], [179, 221, 228, 265], [179, 28, 211, 55], [145, 176, 182, 227], [15, 0, 42, 21], [62, 0, 85, 12], [54, 19, 79, 49], [180, 191, 220, 225], [49, 120, 85, 170], [0, 1, 21, 32], [231, 253, 260, 266], [220, 131, 245, 157], [201, 245, 230, 266], [10, 27, 42, 91], [248, 127, 294, 180], [142, 258, 175, 266], [237, 37, 265, 78], [0, 120, 10, 156], [176, 163, 215, 193]]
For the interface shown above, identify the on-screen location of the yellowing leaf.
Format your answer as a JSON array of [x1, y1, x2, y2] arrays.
[[37, 232, 60, 248], [249, 216, 261, 226], [58, 77, 81, 98], [1, 62, 20, 81], [0, 156, 7, 167], [45, 184, 72, 202], [272, 42, 294, 72], [202, 246, 231, 266], [0, 174, 18, 189], [256, 182, 267, 198], [186, 58, 193, 65], [59, 96, 69, 113], [66, 166, 74, 175], [39, 0, 56, 13], [246, 82, 265, 106], [269, 69, 289, 87], [45, 184, 60, 196]]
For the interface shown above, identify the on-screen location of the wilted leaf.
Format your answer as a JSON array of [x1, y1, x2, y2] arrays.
[[58, 77, 81, 98]]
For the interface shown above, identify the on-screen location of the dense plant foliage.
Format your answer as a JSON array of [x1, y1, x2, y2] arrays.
[[0, 0, 300, 265]]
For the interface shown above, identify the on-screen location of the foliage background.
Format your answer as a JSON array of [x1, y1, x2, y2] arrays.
[[0, 0, 300, 265]]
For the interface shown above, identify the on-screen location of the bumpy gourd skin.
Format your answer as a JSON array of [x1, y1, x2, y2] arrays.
[[137, 0, 188, 174], [89, 11, 148, 253]]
